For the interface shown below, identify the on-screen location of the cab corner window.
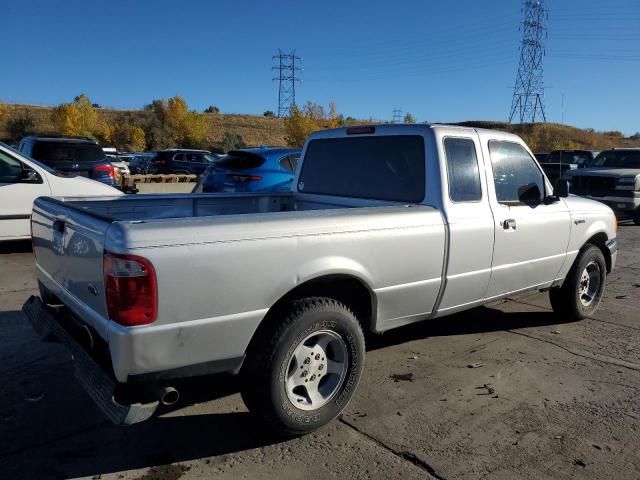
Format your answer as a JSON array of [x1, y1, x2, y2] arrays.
[[444, 137, 482, 202], [489, 141, 544, 205]]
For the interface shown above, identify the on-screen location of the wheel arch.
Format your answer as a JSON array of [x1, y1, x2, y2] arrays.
[[245, 274, 377, 358], [584, 231, 611, 273]]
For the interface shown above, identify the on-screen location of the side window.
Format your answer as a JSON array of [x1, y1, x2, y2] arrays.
[[173, 153, 185, 162], [289, 153, 300, 171], [489, 141, 545, 204], [443, 137, 482, 202], [279, 155, 294, 172], [0, 151, 26, 183]]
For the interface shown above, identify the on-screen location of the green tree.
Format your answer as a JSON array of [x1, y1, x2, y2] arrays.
[[263, 110, 275, 117], [404, 113, 416, 124], [221, 132, 246, 152], [204, 105, 219, 114], [7, 114, 37, 141]]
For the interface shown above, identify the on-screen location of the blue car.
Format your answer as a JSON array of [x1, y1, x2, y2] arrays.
[[197, 147, 301, 193]]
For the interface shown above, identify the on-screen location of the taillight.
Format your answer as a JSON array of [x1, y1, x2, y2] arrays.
[[95, 164, 115, 179], [227, 174, 262, 183], [104, 252, 157, 326]]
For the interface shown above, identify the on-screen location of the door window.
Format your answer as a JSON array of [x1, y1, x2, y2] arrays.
[[443, 138, 482, 202], [0, 151, 25, 183], [489, 141, 545, 205], [173, 153, 185, 162]]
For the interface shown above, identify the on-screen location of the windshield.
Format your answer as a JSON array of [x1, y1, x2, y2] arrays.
[[32, 141, 106, 163], [591, 150, 640, 168]]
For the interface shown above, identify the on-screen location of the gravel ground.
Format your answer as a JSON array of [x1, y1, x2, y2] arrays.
[[0, 224, 638, 480]]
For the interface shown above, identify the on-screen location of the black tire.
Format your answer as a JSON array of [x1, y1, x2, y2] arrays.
[[241, 297, 365, 436], [549, 244, 606, 320], [633, 211, 640, 226]]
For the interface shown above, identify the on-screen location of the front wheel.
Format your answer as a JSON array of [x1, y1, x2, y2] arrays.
[[241, 297, 365, 436], [549, 244, 606, 320]]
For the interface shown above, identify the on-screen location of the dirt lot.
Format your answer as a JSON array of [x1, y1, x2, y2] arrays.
[[1, 224, 639, 480]]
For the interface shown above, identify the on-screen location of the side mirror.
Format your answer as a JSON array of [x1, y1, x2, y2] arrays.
[[518, 182, 542, 204], [21, 168, 40, 183], [555, 179, 569, 198]]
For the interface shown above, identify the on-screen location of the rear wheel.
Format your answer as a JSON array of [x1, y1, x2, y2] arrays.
[[241, 297, 365, 436], [633, 210, 640, 226], [549, 244, 606, 320]]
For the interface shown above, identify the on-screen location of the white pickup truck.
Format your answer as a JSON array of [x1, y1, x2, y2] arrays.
[[23, 124, 618, 435]]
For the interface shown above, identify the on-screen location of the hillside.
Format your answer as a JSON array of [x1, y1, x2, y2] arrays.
[[1, 103, 638, 153]]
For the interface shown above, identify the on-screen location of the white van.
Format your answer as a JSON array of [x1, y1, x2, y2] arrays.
[[0, 142, 122, 241]]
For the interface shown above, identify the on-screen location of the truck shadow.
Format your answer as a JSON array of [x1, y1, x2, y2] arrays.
[[3, 303, 573, 478]]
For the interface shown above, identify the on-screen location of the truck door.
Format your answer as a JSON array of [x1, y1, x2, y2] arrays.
[[484, 140, 570, 297], [436, 134, 495, 312]]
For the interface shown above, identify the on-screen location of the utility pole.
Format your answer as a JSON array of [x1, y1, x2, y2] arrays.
[[272, 49, 302, 118], [392, 108, 403, 123], [508, 0, 547, 124]]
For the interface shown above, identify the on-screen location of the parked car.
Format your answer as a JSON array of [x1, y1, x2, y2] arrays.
[[194, 147, 301, 193], [18, 136, 117, 186], [23, 124, 617, 436], [0, 142, 122, 241], [128, 153, 157, 174], [145, 149, 218, 175], [535, 152, 549, 163], [565, 148, 640, 224], [547, 149, 599, 167]]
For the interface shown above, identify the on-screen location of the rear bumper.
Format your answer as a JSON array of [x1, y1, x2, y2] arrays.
[[21, 296, 158, 425]]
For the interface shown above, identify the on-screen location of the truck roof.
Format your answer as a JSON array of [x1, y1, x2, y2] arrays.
[[306, 123, 523, 143]]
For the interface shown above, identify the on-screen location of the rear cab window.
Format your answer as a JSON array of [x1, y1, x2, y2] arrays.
[[443, 137, 482, 202], [299, 135, 425, 202], [32, 141, 105, 163]]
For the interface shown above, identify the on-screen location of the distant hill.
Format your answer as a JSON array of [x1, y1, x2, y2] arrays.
[[1, 103, 638, 152]]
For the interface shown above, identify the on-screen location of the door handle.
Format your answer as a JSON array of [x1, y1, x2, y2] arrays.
[[502, 219, 516, 230]]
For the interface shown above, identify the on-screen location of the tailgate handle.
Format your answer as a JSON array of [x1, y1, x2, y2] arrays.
[[52, 219, 65, 234]]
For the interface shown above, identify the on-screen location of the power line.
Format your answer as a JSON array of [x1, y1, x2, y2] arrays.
[[509, 0, 547, 124], [392, 108, 403, 123], [272, 49, 302, 118]]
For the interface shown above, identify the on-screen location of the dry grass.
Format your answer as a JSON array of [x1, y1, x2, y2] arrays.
[[1, 104, 638, 152]]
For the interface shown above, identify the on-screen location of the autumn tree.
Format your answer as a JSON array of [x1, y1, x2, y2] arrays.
[[51, 94, 99, 137], [102, 122, 146, 151], [142, 96, 208, 149], [284, 101, 341, 147]]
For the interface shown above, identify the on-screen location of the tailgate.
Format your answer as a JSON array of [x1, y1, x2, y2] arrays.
[[32, 197, 112, 338]]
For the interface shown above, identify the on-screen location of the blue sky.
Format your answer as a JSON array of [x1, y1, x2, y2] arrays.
[[1, 0, 639, 134]]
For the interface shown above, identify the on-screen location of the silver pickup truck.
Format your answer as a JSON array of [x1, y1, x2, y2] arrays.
[[23, 124, 618, 435]]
